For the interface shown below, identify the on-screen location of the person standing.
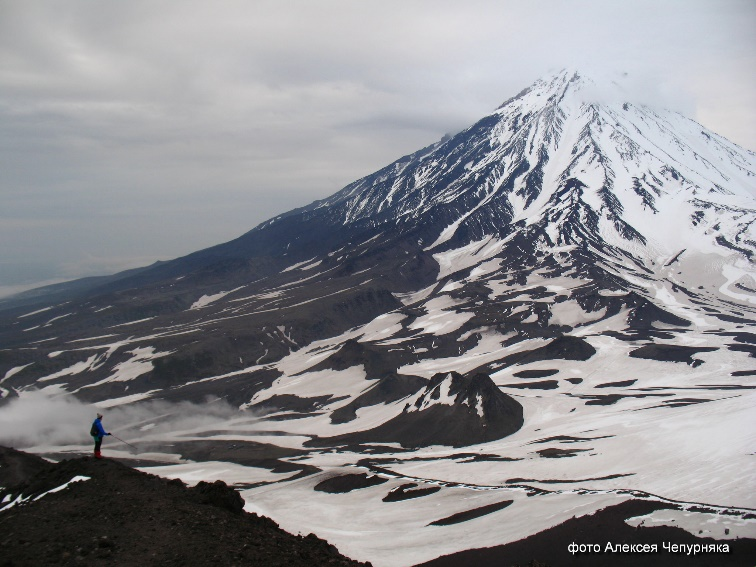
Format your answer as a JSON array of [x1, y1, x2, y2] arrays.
[[91, 412, 111, 459]]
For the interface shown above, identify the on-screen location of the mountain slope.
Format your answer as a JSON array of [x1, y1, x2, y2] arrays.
[[1, 69, 755, 567], [2, 68, 754, 442]]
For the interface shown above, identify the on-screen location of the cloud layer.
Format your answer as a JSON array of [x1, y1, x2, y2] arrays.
[[0, 387, 246, 451]]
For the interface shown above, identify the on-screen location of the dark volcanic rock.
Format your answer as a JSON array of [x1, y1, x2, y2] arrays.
[[629, 344, 718, 365], [309, 372, 523, 448], [427, 500, 513, 526], [314, 473, 388, 493], [731, 369, 756, 377], [503, 336, 597, 367], [382, 483, 440, 502], [580, 394, 624, 406], [252, 394, 336, 414], [501, 380, 559, 390], [189, 479, 245, 514], [0, 446, 53, 488], [595, 379, 636, 388], [727, 343, 756, 358], [0, 447, 369, 567], [513, 369, 559, 378], [536, 448, 590, 458]]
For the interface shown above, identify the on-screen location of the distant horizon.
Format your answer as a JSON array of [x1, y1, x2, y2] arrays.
[[2, 0, 754, 296]]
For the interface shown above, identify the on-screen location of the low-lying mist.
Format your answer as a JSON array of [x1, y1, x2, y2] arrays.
[[0, 387, 253, 451]]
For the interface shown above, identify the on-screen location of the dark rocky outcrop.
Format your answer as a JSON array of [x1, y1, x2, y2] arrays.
[[309, 372, 523, 448], [0, 447, 369, 567], [629, 344, 718, 365], [189, 479, 245, 514], [314, 473, 388, 494], [0, 446, 53, 488], [382, 483, 440, 502]]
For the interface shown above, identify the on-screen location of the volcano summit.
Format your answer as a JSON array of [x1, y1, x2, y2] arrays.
[[1, 70, 755, 566]]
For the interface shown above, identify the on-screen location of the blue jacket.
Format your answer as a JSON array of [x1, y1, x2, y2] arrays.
[[93, 418, 108, 438]]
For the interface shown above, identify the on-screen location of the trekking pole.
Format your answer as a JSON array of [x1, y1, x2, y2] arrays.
[[111, 434, 139, 452]]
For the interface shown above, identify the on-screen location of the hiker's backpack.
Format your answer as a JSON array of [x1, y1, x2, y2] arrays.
[[90, 421, 99, 436]]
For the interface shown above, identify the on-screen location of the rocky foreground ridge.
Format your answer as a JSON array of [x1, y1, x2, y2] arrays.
[[0, 447, 369, 567]]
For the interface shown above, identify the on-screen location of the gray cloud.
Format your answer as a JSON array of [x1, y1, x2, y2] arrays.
[[1, 0, 754, 294], [0, 387, 246, 450]]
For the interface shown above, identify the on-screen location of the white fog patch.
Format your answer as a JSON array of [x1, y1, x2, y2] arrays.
[[0, 387, 96, 448], [0, 388, 252, 450]]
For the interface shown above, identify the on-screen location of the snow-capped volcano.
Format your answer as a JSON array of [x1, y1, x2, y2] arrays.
[[1, 70, 755, 567], [293, 69, 754, 256]]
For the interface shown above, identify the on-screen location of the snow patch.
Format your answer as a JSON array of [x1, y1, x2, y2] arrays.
[[433, 236, 511, 280], [549, 301, 607, 327], [18, 306, 54, 319], [108, 317, 156, 328], [626, 508, 756, 541], [1, 364, 33, 383], [190, 286, 245, 310], [1, 476, 90, 511], [37, 354, 104, 382], [408, 296, 474, 336], [94, 390, 162, 408], [81, 347, 174, 388], [33, 476, 90, 501]]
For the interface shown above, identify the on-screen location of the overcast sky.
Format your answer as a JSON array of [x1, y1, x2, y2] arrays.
[[1, 0, 755, 297]]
